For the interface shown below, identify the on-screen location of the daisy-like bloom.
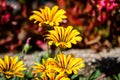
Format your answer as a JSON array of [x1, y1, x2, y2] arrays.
[[32, 59, 47, 75], [29, 5, 67, 27], [32, 59, 55, 78], [50, 53, 85, 74], [41, 72, 70, 80], [45, 26, 82, 49], [0, 55, 26, 79]]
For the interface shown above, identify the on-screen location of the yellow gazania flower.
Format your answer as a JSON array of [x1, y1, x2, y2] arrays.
[[32, 59, 47, 75], [45, 26, 82, 49], [29, 5, 67, 27], [51, 53, 85, 74], [0, 55, 26, 79], [32, 59, 54, 77], [41, 72, 70, 80]]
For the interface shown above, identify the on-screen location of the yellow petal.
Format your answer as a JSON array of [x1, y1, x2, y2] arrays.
[[29, 15, 44, 22], [6, 75, 12, 79], [14, 61, 23, 70], [66, 42, 72, 48], [32, 11, 45, 21], [14, 72, 24, 77], [0, 58, 5, 69], [4, 55, 9, 70], [48, 41, 53, 45], [51, 6, 59, 19], [52, 9, 66, 22], [64, 26, 73, 41], [10, 56, 18, 70], [45, 6, 50, 21]]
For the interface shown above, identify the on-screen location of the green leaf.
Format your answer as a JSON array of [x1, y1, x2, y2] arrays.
[[89, 69, 101, 80], [118, 73, 120, 79], [34, 53, 40, 63], [79, 76, 87, 80], [42, 51, 49, 60], [71, 74, 79, 80], [113, 73, 120, 80], [12, 76, 23, 80], [113, 75, 119, 80], [24, 70, 33, 79]]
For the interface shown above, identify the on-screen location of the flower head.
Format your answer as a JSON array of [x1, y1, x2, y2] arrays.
[[49, 53, 85, 74], [29, 5, 67, 27], [0, 55, 26, 79], [32, 59, 55, 78], [57, 53, 85, 74], [45, 26, 82, 49], [32, 53, 84, 80], [32, 59, 48, 74]]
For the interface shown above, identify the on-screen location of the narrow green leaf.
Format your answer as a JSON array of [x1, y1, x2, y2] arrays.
[[71, 74, 79, 80], [89, 69, 101, 80], [113, 75, 118, 80], [118, 73, 120, 79], [34, 53, 40, 63], [42, 51, 49, 59]]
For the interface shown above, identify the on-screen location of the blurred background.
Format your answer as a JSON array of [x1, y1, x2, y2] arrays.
[[0, 0, 120, 53]]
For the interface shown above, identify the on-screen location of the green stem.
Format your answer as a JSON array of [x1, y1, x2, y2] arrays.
[[2, 75, 7, 80]]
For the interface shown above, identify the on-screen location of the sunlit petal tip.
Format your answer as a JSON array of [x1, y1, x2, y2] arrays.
[[38, 23, 42, 27], [6, 75, 11, 79], [48, 41, 53, 45], [76, 37, 82, 41]]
